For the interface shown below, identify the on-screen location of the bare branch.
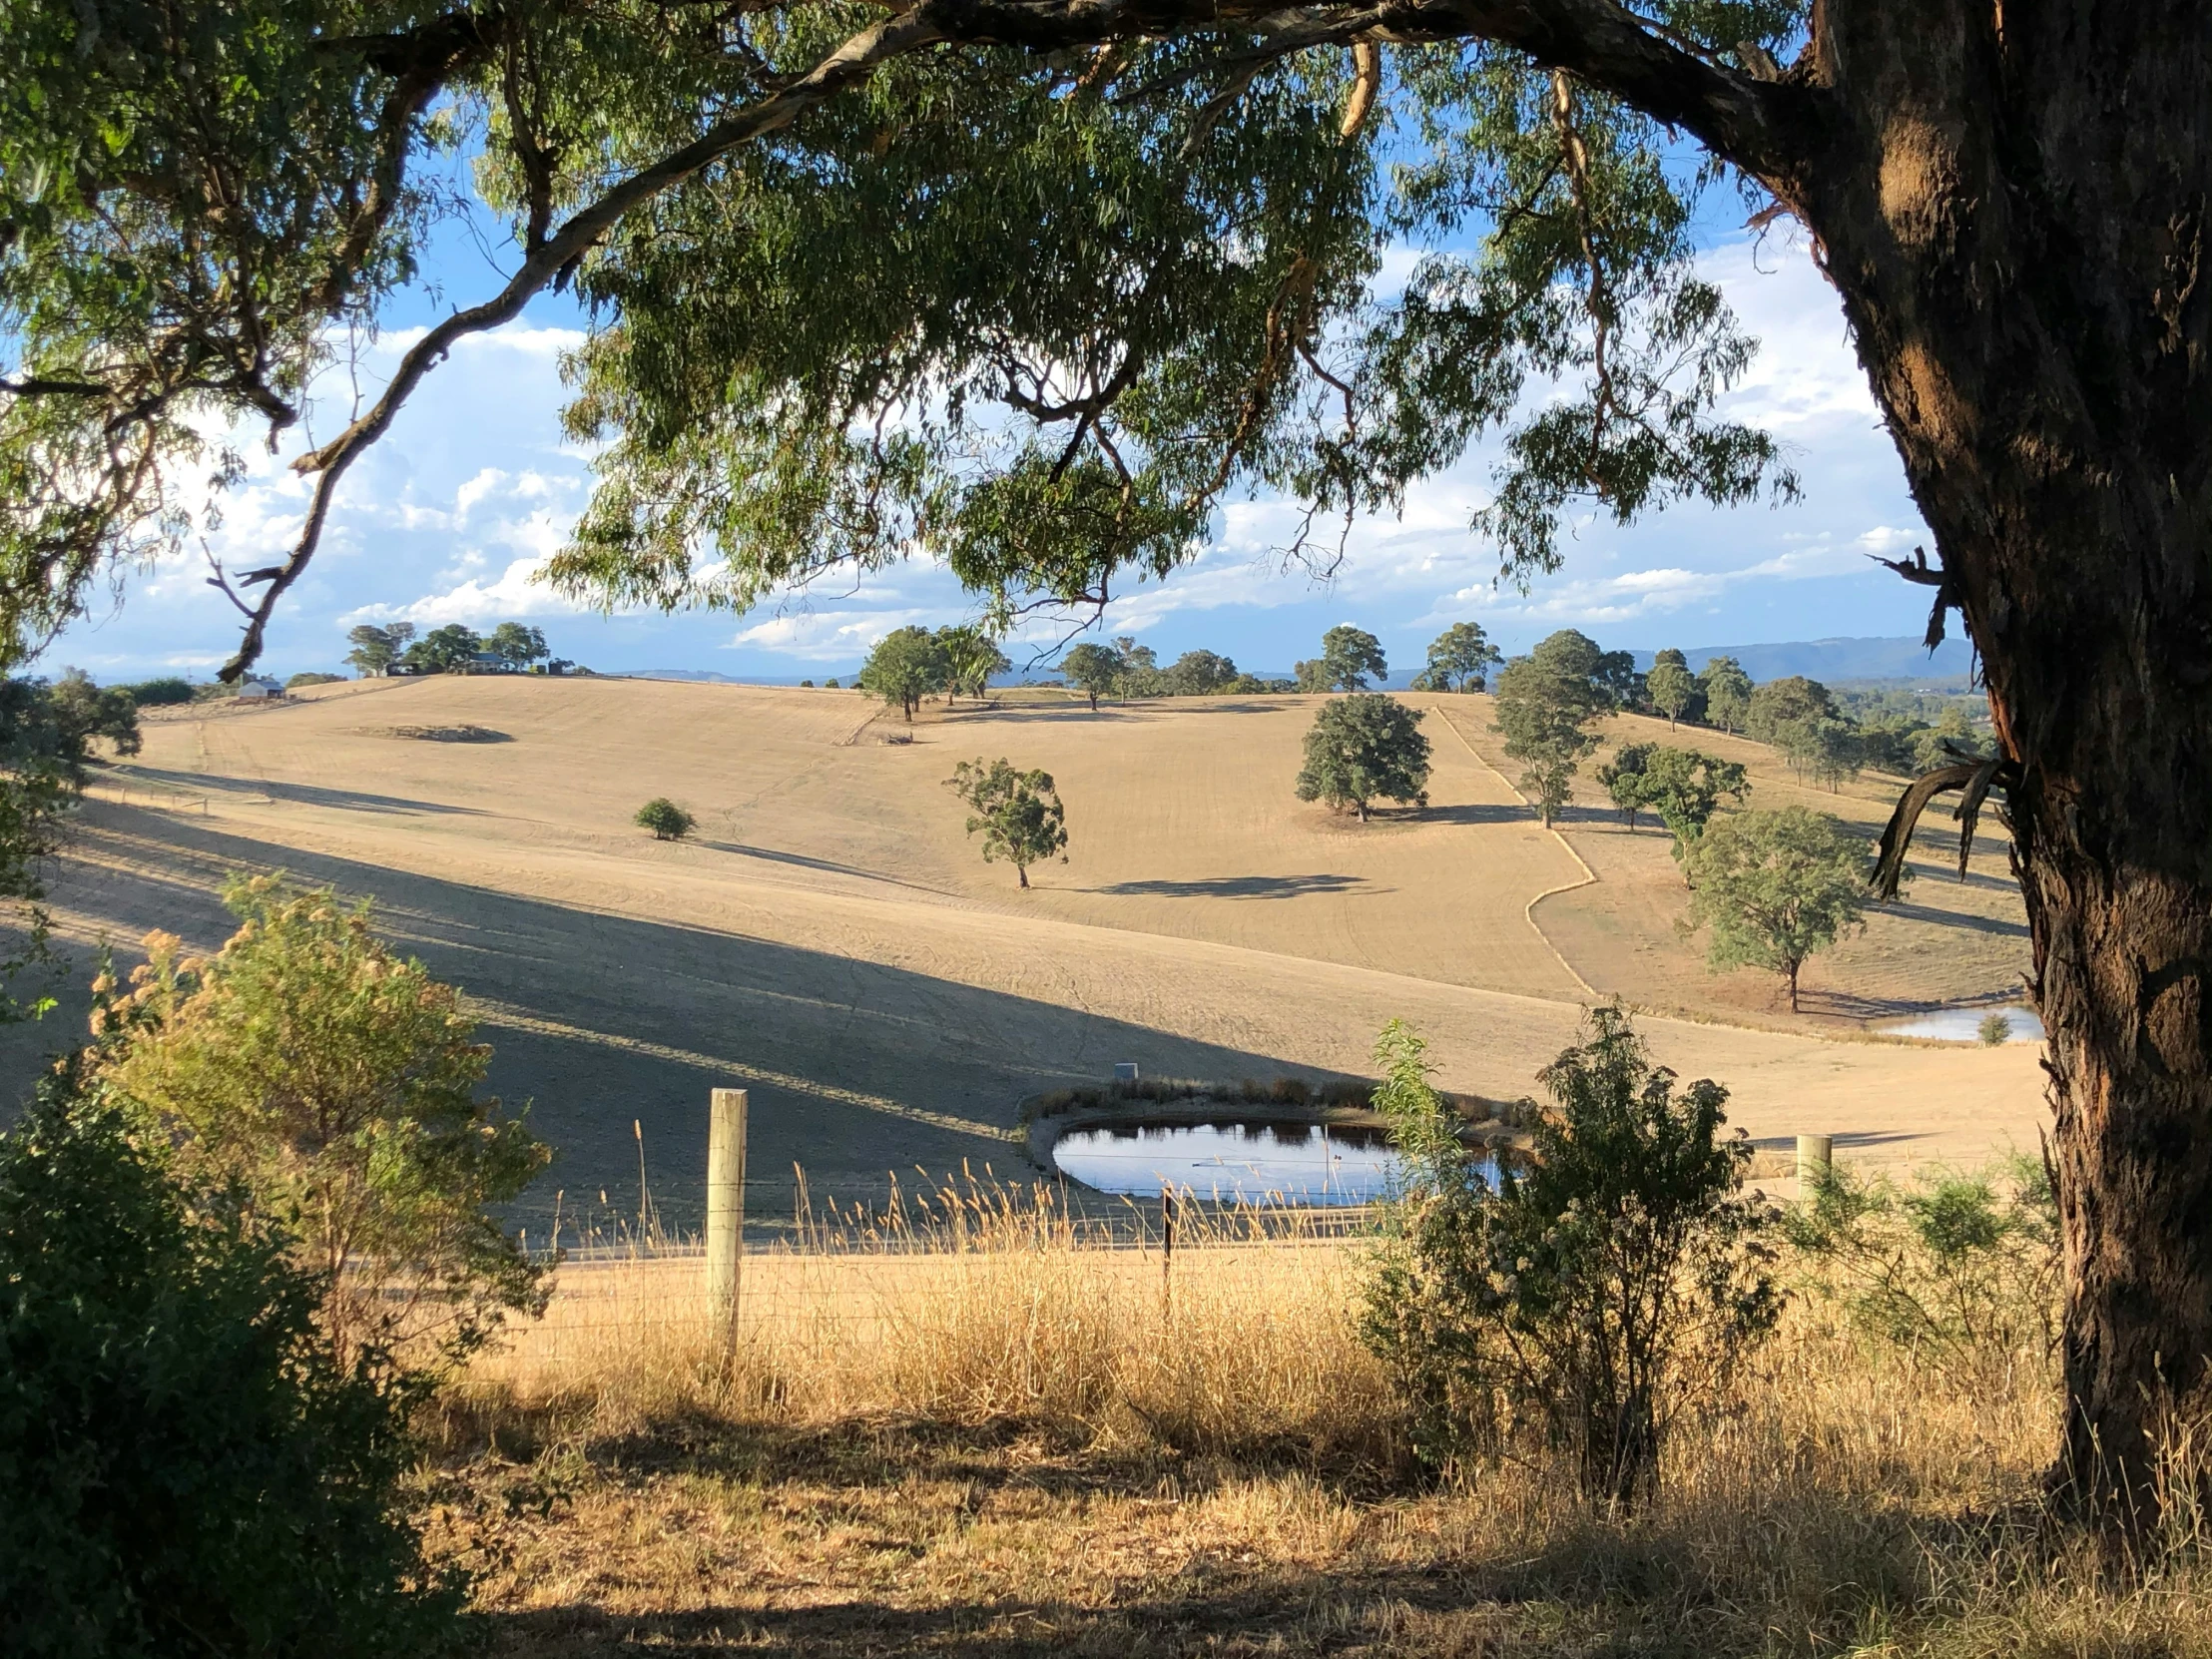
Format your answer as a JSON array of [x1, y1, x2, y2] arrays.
[[222, 3, 960, 681]]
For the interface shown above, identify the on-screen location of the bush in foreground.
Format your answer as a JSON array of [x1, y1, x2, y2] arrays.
[[0, 1075, 460, 1658], [1364, 1004, 1779, 1500], [97, 875, 549, 1370], [635, 798, 695, 840]]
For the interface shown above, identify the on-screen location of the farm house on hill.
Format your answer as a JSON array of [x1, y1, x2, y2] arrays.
[[467, 652, 520, 674], [235, 678, 283, 701]]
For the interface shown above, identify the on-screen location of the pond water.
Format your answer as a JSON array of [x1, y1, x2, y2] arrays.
[[1876, 1003, 2045, 1043], [1050, 1120, 1413, 1206]]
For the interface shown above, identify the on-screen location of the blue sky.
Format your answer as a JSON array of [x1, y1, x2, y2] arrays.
[[50, 206, 1935, 686]]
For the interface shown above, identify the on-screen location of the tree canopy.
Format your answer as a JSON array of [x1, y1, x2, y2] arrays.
[[1410, 622, 1502, 693], [1492, 652, 1605, 828], [1645, 650, 1699, 728], [935, 624, 1009, 706], [944, 757, 1068, 886], [1295, 694, 1429, 822], [859, 625, 949, 720], [1057, 642, 1123, 712], [1697, 658, 1753, 735], [1682, 807, 1870, 1014]]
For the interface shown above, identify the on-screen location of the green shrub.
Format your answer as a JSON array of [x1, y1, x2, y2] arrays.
[[1977, 1010, 2013, 1046], [1783, 1156, 2060, 1386], [285, 671, 344, 690], [0, 1074, 463, 1658], [98, 875, 549, 1369], [1363, 1004, 1779, 1501], [635, 798, 695, 840]]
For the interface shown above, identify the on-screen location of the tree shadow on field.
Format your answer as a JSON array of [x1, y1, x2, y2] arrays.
[[2, 803, 1352, 1229], [703, 839, 952, 896], [1088, 874, 1371, 900], [113, 764, 487, 818], [1877, 901, 2030, 938], [1414, 803, 1536, 827], [478, 1571, 1487, 1659]]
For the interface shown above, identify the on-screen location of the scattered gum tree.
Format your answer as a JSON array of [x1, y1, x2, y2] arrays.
[[1315, 625, 1387, 692], [96, 874, 550, 1369], [1364, 1004, 1779, 1502], [1697, 658, 1754, 736], [1492, 654, 1604, 828], [1410, 621, 1503, 693], [1683, 808, 1872, 1014], [0, 672, 145, 1017], [1597, 741, 1660, 831], [344, 623, 415, 678], [1294, 694, 1430, 824], [858, 625, 948, 721], [944, 758, 1067, 888], [14, 0, 2212, 1522], [1645, 650, 1700, 729], [1057, 642, 1123, 712], [1601, 743, 1750, 858], [935, 623, 1009, 707]]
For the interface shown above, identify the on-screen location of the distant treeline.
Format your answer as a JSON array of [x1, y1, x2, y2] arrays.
[[1045, 622, 1994, 782]]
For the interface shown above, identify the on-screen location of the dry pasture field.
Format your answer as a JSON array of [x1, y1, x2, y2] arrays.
[[10, 674, 2044, 1222]]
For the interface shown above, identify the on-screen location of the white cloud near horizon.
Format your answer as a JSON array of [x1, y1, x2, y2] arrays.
[[48, 235, 1936, 681]]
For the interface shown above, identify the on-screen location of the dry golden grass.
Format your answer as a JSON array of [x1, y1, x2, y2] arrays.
[[12, 677, 2049, 1222], [430, 1193, 2212, 1658]]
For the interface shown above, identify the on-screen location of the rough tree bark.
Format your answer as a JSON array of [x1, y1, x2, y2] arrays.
[[1765, 3, 2212, 1517]]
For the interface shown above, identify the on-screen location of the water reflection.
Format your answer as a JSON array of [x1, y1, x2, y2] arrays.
[[1875, 1003, 2045, 1043], [1050, 1119, 1409, 1206]]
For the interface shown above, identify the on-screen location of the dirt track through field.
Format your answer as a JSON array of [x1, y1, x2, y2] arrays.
[[5, 677, 2044, 1224]]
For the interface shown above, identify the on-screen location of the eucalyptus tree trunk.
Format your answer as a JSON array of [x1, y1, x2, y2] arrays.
[[1781, 4, 2212, 1515]]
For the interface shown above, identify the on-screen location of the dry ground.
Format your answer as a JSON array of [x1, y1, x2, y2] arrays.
[[428, 1209, 2206, 1659], [5, 675, 2044, 1223]]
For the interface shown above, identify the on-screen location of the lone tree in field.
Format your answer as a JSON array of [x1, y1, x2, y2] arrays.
[[635, 799, 694, 840], [1308, 625, 1388, 692], [1295, 695, 1430, 824], [1057, 643, 1122, 712], [944, 758, 1067, 888], [859, 627, 948, 722], [935, 624, 1009, 708], [16, 0, 2212, 1523], [1645, 651, 1701, 729], [1411, 622, 1503, 693], [1683, 808, 1870, 1015], [1698, 659, 1755, 737], [1493, 654, 1605, 829]]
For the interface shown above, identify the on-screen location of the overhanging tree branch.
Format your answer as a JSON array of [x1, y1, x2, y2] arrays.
[[220, 0, 1816, 679]]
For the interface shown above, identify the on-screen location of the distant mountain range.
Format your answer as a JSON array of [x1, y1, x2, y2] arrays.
[[1631, 635, 1974, 685]]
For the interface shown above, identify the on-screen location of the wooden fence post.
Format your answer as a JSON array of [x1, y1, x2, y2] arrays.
[[1796, 1133, 1834, 1188], [708, 1088, 749, 1364]]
